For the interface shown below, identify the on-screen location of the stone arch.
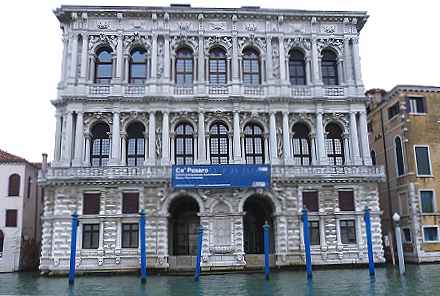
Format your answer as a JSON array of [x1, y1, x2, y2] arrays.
[[238, 191, 281, 214], [319, 46, 342, 58], [87, 120, 111, 137], [324, 119, 348, 135], [161, 190, 204, 215], [170, 117, 198, 134], [122, 118, 147, 133], [242, 118, 268, 135], [206, 118, 232, 134], [290, 117, 315, 135]]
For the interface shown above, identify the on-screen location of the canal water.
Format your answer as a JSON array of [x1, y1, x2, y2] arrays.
[[0, 265, 439, 296]]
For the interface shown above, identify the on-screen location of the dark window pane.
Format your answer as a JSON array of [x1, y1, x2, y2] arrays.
[[303, 192, 319, 212], [421, 191, 434, 213], [289, 50, 306, 85], [321, 50, 338, 86], [415, 147, 431, 175], [5, 209, 17, 227], [395, 138, 405, 176], [8, 174, 20, 196], [309, 221, 320, 245], [424, 227, 438, 241], [82, 224, 100, 249], [338, 191, 355, 211], [388, 102, 400, 120], [340, 220, 356, 244], [122, 223, 139, 248], [244, 123, 265, 164], [326, 123, 344, 165], [83, 193, 100, 215], [175, 122, 194, 165], [122, 193, 139, 214]]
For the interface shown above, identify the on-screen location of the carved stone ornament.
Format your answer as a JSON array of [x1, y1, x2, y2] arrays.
[[97, 21, 111, 30], [123, 33, 151, 52], [245, 23, 257, 32], [316, 38, 343, 53], [238, 36, 266, 52], [321, 24, 336, 34], [284, 37, 312, 53], [208, 22, 226, 31], [120, 111, 148, 129], [271, 39, 280, 79], [170, 35, 198, 54], [204, 36, 232, 54], [157, 37, 165, 78], [289, 113, 314, 130], [89, 34, 118, 52], [178, 22, 192, 32], [323, 113, 349, 130]]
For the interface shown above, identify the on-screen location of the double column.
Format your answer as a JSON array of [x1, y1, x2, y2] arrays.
[[197, 111, 207, 164]]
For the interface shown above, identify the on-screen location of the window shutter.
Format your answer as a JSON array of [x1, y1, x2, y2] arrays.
[[303, 192, 319, 212], [83, 193, 101, 215], [338, 191, 355, 211], [122, 192, 139, 214]]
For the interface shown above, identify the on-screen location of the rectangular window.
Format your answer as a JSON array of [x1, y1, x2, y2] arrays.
[[414, 146, 432, 176], [122, 223, 139, 248], [82, 224, 100, 249], [5, 209, 18, 227], [402, 228, 412, 243], [122, 193, 139, 214], [421, 190, 435, 213], [340, 220, 357, 244], [388, 102, 400, 120], [303, 192, 319, 212], [408, 96, 426, 114], [309, 221, 320, 246], [423, 227, 439, 242], [338, 191, 355, 211], [83, 193, 100, 215]]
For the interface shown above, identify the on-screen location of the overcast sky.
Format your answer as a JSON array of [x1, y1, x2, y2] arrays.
[[0, 0, 439, 162]]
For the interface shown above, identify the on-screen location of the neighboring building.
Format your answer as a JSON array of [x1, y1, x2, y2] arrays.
[[39, 4, 385, 274], [0, 149, 42, 272], [367, 85, 440, 263]]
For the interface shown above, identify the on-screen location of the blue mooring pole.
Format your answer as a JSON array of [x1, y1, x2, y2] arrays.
[[139, 209, 147, 283], [302, 208, 312, 279], [68, 211, 78, 285], [263, 222, 270, 280], [364, 207, 375, 276], [195, 225, 204, 281]]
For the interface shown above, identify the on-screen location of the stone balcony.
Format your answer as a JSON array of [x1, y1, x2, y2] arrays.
[[39, 165, 384, 185]]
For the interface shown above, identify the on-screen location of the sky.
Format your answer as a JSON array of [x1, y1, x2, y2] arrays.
[[0, 0, 439, 162]]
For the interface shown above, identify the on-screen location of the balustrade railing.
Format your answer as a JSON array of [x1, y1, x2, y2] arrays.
[[174, 86, 194, 95], [243, 85, 264, 96], [290, 86, 312, 97], [208, 84, 229, 95], [124, 85, 145, 96], [89, 85, 111, 95], [324, 86, 345, 97]]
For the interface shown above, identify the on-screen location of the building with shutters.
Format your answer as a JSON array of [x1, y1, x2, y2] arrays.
[[38, 4, 385, 273], [0, 149, 42, 272], [367, 86, 440, 263]]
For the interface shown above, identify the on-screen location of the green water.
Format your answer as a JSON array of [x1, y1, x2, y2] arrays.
[[0, 265, 439, 296]]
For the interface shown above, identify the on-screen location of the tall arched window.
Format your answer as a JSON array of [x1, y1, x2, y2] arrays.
[[129, 48, 148, 84], [242, 48, 260, 85], [292, 123, 311, 165], [175, 47, 194, 86], [94, 47, 113, 84], [326, 123, 344, 165], [321, 49, 338, 86], [395, 137, 405, 176], [8, 174, 20, 196], [126, 122, 145, 166], [90, 122, 110, 167], [209, 48, 227, 85], [244, 123, 265, 164], [0, 230, 4, 254], [210, 122, 229, 164], [175, 122, 194, 165], [289, 49, 306, 85]]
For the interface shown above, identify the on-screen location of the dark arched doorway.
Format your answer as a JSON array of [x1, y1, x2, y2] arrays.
[[243, 195, 275, 254], [168, 196, 200, 256]]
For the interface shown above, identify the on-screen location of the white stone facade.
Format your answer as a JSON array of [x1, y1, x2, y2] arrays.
[[39, 5, 385, 273]]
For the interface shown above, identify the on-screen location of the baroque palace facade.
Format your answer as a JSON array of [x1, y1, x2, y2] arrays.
[[39, 4, 385, 273]]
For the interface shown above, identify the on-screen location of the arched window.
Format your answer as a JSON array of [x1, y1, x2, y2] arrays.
[[289, 49, 306, 85], [209, 48, 227, 85], [175, 122, 194, 165], [292, 123, 311, 165], [175, 47, 194, 86], [129, 48, 148, 84], [8, 174, 20, 196], [90, 122, 110, 167], [326, 123, 344, 165], [126, 122, 145, 166], [94, 47, 113, 84], [0, 230, 4, 254], [244, 123, 265, 164], [395, 137, 405, 176], [242, 48, 260, 85], [210, 122, 229, 164], [371, 150, 377, 166], [321, 49, 338, 86]]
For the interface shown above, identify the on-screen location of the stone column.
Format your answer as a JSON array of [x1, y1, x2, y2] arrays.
[[197, 111, 206, 163], [231, 34, 240, 94], [121, 132, 127, 166], [269, 112, 278, 163], [61, 111, 74, 166], [344, 37, 353, 85], [359, 111, 372, 165], [305, 57, 312, 85], [343, 133, 351, 165], [282, 112, 292, 163], [84, 133, 91, 166], [266, 36, 273, 83], [315, 111, 327, 165], [79, 33, 89, 84], [60, 32, 69, 84], [161, 111, 170, 165], [198, 36, 205, 91], [337, 58, 344, 85], [264, 133, 270, 164], [351, 37, 363, 87], [53, 112, 63, 162], [311, 37, 321, 84], [349, 111, 361, 165], [115, 34, 123, 81], [278, 36, 287, 84], [72, 111, 84, 167], [233, 110, 242, 163], [88, 55, 96, 83], [310, 133, 317, 165], [151, 34, 158, 81], [147, 111, 156, 165], [110, 111, 121, 165], [68, 33, 78, 84], [164, 35, 170, 81]]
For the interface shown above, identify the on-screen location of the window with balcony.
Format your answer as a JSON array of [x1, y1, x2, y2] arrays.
[[122, 223, 139, 248], [340, 220, 356, 244], [129, 48, 148, 84], [242, 48, 261, 85], [175, 47, 194, 86], [321, 49, 338, 86], [94, 47, 113, 84], [5, 209, 17, 227], [82, 224, 100, 249], [414, 146, 432, 176], [292, 123, 311, 165], [126, 122, 145, 167], [8, 174, 20, 196], [175, 122, 194, 165], [326, 123, 345, 165], [122, 192, 139, 214], [407, 96, 426, 114], [209, 122, 229, 164], [83, 193, 100, 215], [288, 49, 306, 85], [90, 122, 110, 167], [209, 48, 227, 85], [420, 190, 435, 213], [244, 123, 265, 164]]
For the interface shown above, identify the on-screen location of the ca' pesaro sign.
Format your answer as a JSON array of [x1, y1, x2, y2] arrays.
[[171, 164, 271, 189]]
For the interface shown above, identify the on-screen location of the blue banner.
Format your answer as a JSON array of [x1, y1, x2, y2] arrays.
[[171, 164, 271, 189]]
